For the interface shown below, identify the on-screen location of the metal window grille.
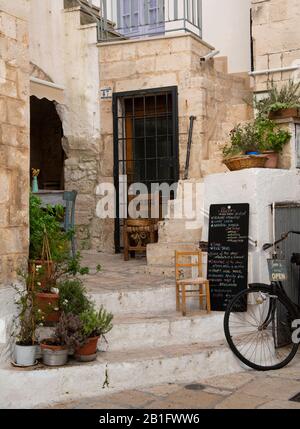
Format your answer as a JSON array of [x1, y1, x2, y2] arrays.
[[113, 86, 179, 252]]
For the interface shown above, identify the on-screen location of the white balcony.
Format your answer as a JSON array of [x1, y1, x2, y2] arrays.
[[98, 0, 202, 41]]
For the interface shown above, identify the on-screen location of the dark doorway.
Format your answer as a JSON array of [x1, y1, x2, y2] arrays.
[[113, 86, 179, 252], [30, 96, 65, 190]]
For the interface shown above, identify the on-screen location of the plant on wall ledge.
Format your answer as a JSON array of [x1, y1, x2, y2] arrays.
[[254, 80, 300, 118], [222, 117, 291, 171]]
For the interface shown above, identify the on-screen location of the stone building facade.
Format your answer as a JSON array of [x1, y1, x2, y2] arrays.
[[251, 0, 300, 91], [98, 34, 252, 256], [0, 0, 300, 361], [0, 0, 30, 362]]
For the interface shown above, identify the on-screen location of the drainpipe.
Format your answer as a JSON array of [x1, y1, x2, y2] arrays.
[[249, 65, 300, 76]]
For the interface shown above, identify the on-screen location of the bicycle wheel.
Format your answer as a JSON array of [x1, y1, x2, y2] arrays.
[[224, 285, 299, 371]]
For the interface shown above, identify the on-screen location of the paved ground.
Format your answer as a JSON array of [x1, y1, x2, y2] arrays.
[[47, 360, 300, 409], [81, 250, 173, 294]]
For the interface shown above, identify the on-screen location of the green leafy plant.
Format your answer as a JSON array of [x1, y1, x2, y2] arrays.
[[58, 279, 91, 315], [29, 194, 69, 261], [223, 122, 261, 158], [80, 306, 113, 338], [255, 117, 291, 153], [254, 80, 300, 117], [223, 118, 291, 158]]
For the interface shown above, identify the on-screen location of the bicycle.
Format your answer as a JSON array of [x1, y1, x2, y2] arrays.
[[224, 231, 300, 371]]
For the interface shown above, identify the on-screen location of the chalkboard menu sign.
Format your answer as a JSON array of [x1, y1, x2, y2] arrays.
[[207, 204, 250, 312]]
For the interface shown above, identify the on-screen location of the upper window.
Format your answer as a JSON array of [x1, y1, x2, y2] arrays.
[[119, 0, 165, 37]]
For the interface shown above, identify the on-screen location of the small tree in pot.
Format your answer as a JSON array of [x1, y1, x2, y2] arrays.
[[75, 306, 113, 362], [12, 279, 44, 367], [40, 313, 86, 366]]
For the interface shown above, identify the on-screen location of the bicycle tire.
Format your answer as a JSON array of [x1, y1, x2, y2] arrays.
[[224, 285, 299, 371]]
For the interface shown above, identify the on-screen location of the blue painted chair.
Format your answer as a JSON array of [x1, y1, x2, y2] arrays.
[[63, 190, 78, 258]]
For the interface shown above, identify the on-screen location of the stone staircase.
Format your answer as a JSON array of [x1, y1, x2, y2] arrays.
[[146, 179, 205, 276], [0, 274, 243, 409]]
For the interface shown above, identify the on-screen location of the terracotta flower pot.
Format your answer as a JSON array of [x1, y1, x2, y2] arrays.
[[262, 151, 279, 169], [36, 292, 60, 324], [75, 336, 100, 362], [269, 107, 300, 120], [40, 340, 68, 366], [28, 260, 54, 290]]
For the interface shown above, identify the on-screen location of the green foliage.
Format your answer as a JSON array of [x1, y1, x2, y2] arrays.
[[254, 80, 300, 117], [53, 312, 86, 349], [223, 122, 261, 158], [29, 194, 69, 261], [255, 117, 291, 153], [66, 252, 89, 276], [58, 279, 91, 315], [223, 118, 291, 158], [12, 276, 44, 345], [80, 306, 113, 338]]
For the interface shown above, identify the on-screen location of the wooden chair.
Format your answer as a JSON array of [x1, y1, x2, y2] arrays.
[[175, 250, 211, 316]]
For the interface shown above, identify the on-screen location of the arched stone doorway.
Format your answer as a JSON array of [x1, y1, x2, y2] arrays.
[[30, 96, 65, 190]]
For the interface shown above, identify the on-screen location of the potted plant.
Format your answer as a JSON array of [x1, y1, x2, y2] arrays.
[[75, 306, 113, 362], [28, 195, 67, 289], [12, 280, 43, 367], [40, 312, 85, 366], [254, 80, 300, 119], [223, 122, 268, 171], [256, 118, 291, 168], [31, 229, 61, 324], [58, 278, 91, 316]]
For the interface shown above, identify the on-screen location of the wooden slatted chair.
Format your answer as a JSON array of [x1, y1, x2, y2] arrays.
[[175, 250, 211, 316]]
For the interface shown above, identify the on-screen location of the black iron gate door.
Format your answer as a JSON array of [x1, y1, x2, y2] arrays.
[[113, 86, 179, 252]]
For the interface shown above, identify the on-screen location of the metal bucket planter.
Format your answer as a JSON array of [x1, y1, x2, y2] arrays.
[[14, 344, 37, 367], [75, 336, 100, 362], [40, 340, 68, 367]]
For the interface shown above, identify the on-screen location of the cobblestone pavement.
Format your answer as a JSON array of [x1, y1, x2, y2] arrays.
[[47, 360, 300, 409]]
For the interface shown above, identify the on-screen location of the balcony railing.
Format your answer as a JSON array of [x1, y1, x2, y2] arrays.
[[97, 0, 202, 42]]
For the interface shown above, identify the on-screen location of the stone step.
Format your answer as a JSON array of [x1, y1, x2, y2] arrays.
[[89, 283, 176, 316], [147, 242, 200, 268], [0, 341, 242, 408], [144, 264, 175, 277], [157, 218, 202, 243], [105, 311, 225, 352]]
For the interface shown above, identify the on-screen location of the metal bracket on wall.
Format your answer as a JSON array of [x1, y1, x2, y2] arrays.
[[184, 115, 196, 180]]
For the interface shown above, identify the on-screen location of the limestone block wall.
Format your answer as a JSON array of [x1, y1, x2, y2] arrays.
[[98, 34, 253, 252], [0, 1, 30, 363], [62, 8, 101, 249], [251, 0, 300, 91]]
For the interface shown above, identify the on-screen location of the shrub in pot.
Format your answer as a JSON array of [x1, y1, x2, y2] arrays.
[[58, 278, 91, 316], [254, 80, 300, 119], [222, 122, 267, 171], [255, 118, 291, 168], [12, 281, 44, 367], [29, 195, 67, 287], [75, 306, 114, 362], [40, 312, 86, 366]]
